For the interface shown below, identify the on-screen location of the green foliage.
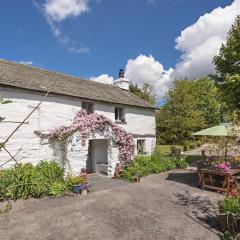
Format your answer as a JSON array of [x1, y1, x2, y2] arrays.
[[213, 16, 240, 110], [213, 16, 240, 77], [67, 176, 84, 186], [155, 145, 183, 154], [222, 231, 235, 240], [219, 197, 240, 218], [49, 182, 68, 196], [0, 161, 68, 200], [35, 161, 64, 183], [121, 148, 187, 181], [129, 83, 156, 106], [156, 77, 221, 144]]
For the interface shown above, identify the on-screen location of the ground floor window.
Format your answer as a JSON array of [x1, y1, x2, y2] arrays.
[[137, 139, 146, 154]]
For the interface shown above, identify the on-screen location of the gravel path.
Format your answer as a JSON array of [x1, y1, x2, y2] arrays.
[[0, 169, 224, 240]]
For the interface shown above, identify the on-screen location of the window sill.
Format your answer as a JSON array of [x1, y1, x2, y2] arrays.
[[115, 120, 127, 125]]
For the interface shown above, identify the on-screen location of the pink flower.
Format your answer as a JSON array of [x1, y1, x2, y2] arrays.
[[35, 110, 135, 164]]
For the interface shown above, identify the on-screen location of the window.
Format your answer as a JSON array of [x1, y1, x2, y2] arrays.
[[82, 102, 93, 114], [115, 107, 125, 122], [137, 139, 146, 154]]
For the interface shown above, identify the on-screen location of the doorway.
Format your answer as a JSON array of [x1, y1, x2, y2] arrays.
[[87, 139, 108, 175]]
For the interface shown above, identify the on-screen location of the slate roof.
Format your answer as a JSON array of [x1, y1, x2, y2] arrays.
[[0, 60, 155, 109]]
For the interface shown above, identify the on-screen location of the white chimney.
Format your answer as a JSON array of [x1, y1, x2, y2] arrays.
[[113, 69, 129, 90]]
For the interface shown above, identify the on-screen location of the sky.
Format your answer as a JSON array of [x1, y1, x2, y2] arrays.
[[0, 0, 239, 99]]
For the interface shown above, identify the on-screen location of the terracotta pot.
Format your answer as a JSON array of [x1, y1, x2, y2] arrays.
[[134, 176, 141, 182]]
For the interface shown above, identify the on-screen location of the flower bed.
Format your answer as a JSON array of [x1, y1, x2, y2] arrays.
[[121, 148, 187, 181]]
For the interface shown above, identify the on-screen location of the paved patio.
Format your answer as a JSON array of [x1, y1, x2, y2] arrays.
[[88, 173, 130, 192], [0, 169, 224, 240]]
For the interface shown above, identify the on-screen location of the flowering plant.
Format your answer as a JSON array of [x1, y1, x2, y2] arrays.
[[35, 110, 135, 163], [215, 162, 231, 171], [80, 183, 90, 190]]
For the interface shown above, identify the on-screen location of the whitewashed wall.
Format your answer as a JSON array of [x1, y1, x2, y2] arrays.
[[0, 86, 156, 173]]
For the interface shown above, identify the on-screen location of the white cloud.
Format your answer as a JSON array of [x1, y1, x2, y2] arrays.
[[43, 0, 90, 22], [36, 0, 90, 54], [91, 1, 240, 100], [19, 61, 33, 65], [90, 74, 114, 85], [173, 0, 240, 78], [125, 55, 172, 97]]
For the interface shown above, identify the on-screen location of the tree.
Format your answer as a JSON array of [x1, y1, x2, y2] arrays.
[[156, 77, 221, 144], [129, 83, 156, 106], [213, 16, 240, 109], [192, 77, 221, 126]]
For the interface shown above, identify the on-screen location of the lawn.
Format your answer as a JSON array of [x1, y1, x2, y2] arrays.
[[155, 145, 183, 154], [156, 145, 201, 165]]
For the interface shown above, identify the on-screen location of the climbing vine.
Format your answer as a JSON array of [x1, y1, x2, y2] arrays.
[[35, 110, 135, 163]]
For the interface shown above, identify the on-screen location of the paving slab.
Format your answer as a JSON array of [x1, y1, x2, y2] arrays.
[[88, 174, 130, 192]]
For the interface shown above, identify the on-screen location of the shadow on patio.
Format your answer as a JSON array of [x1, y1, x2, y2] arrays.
[[166, 170, 199, 188]]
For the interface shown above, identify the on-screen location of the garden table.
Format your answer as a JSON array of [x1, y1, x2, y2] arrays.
[[199, 167, 240, 196]]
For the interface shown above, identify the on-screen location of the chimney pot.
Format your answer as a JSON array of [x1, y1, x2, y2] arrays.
[[114, 69, 129, 91], [119, 69, 124, 78]]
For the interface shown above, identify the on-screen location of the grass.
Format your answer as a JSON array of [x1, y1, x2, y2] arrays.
[[156, 145, 183, 154], [185, 155, 201, 165], [157, 145, 202, 165]]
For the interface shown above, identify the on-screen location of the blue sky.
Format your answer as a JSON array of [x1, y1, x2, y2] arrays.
[[0, 0, 239, 97]]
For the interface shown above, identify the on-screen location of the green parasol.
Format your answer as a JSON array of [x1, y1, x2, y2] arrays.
[[192, 123, 240, 137]]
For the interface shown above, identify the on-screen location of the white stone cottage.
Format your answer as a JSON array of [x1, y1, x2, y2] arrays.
[[0, 60, 156, 177]]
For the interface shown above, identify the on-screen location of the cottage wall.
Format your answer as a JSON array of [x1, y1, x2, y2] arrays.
[[0, 86, 156, 175]]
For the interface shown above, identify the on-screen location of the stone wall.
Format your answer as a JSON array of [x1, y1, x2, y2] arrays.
[[0, 86, 155, 175]]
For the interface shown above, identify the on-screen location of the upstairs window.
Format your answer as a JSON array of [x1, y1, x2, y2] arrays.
[[82, 102, 93, 114], [115, 107, 125, 123], [137, 139, 146, 154]]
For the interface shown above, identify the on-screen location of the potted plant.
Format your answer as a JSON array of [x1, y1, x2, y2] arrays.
[[70, 176, 84, 194], [80, 183, 90, 195], [133, 173, 141, 182], [219, 193, 240, 235]]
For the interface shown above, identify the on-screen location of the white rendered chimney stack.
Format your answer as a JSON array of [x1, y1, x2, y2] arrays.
[[113, 69, 129, 90]]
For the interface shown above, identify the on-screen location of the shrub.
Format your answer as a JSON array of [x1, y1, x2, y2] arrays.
[[219, 197, 240, 218], [174, 158, 188, 169], [121, 149, 182, 181], [0, 161, 68, 200], [49, 182, 68, 196], [67, 176, 84, 186], [196, 140, 202, 147], [189, 144, 195, 149], [183, 145, 189, 151]]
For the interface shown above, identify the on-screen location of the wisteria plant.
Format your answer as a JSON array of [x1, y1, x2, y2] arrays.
[[35, 110, 135, 164]]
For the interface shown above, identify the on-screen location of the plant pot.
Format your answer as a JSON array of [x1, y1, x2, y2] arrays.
[[218, 214, 240, 233], [72, 184, 81, 194], [81, 189, 88, 195], [134, 176, 141, 182]]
